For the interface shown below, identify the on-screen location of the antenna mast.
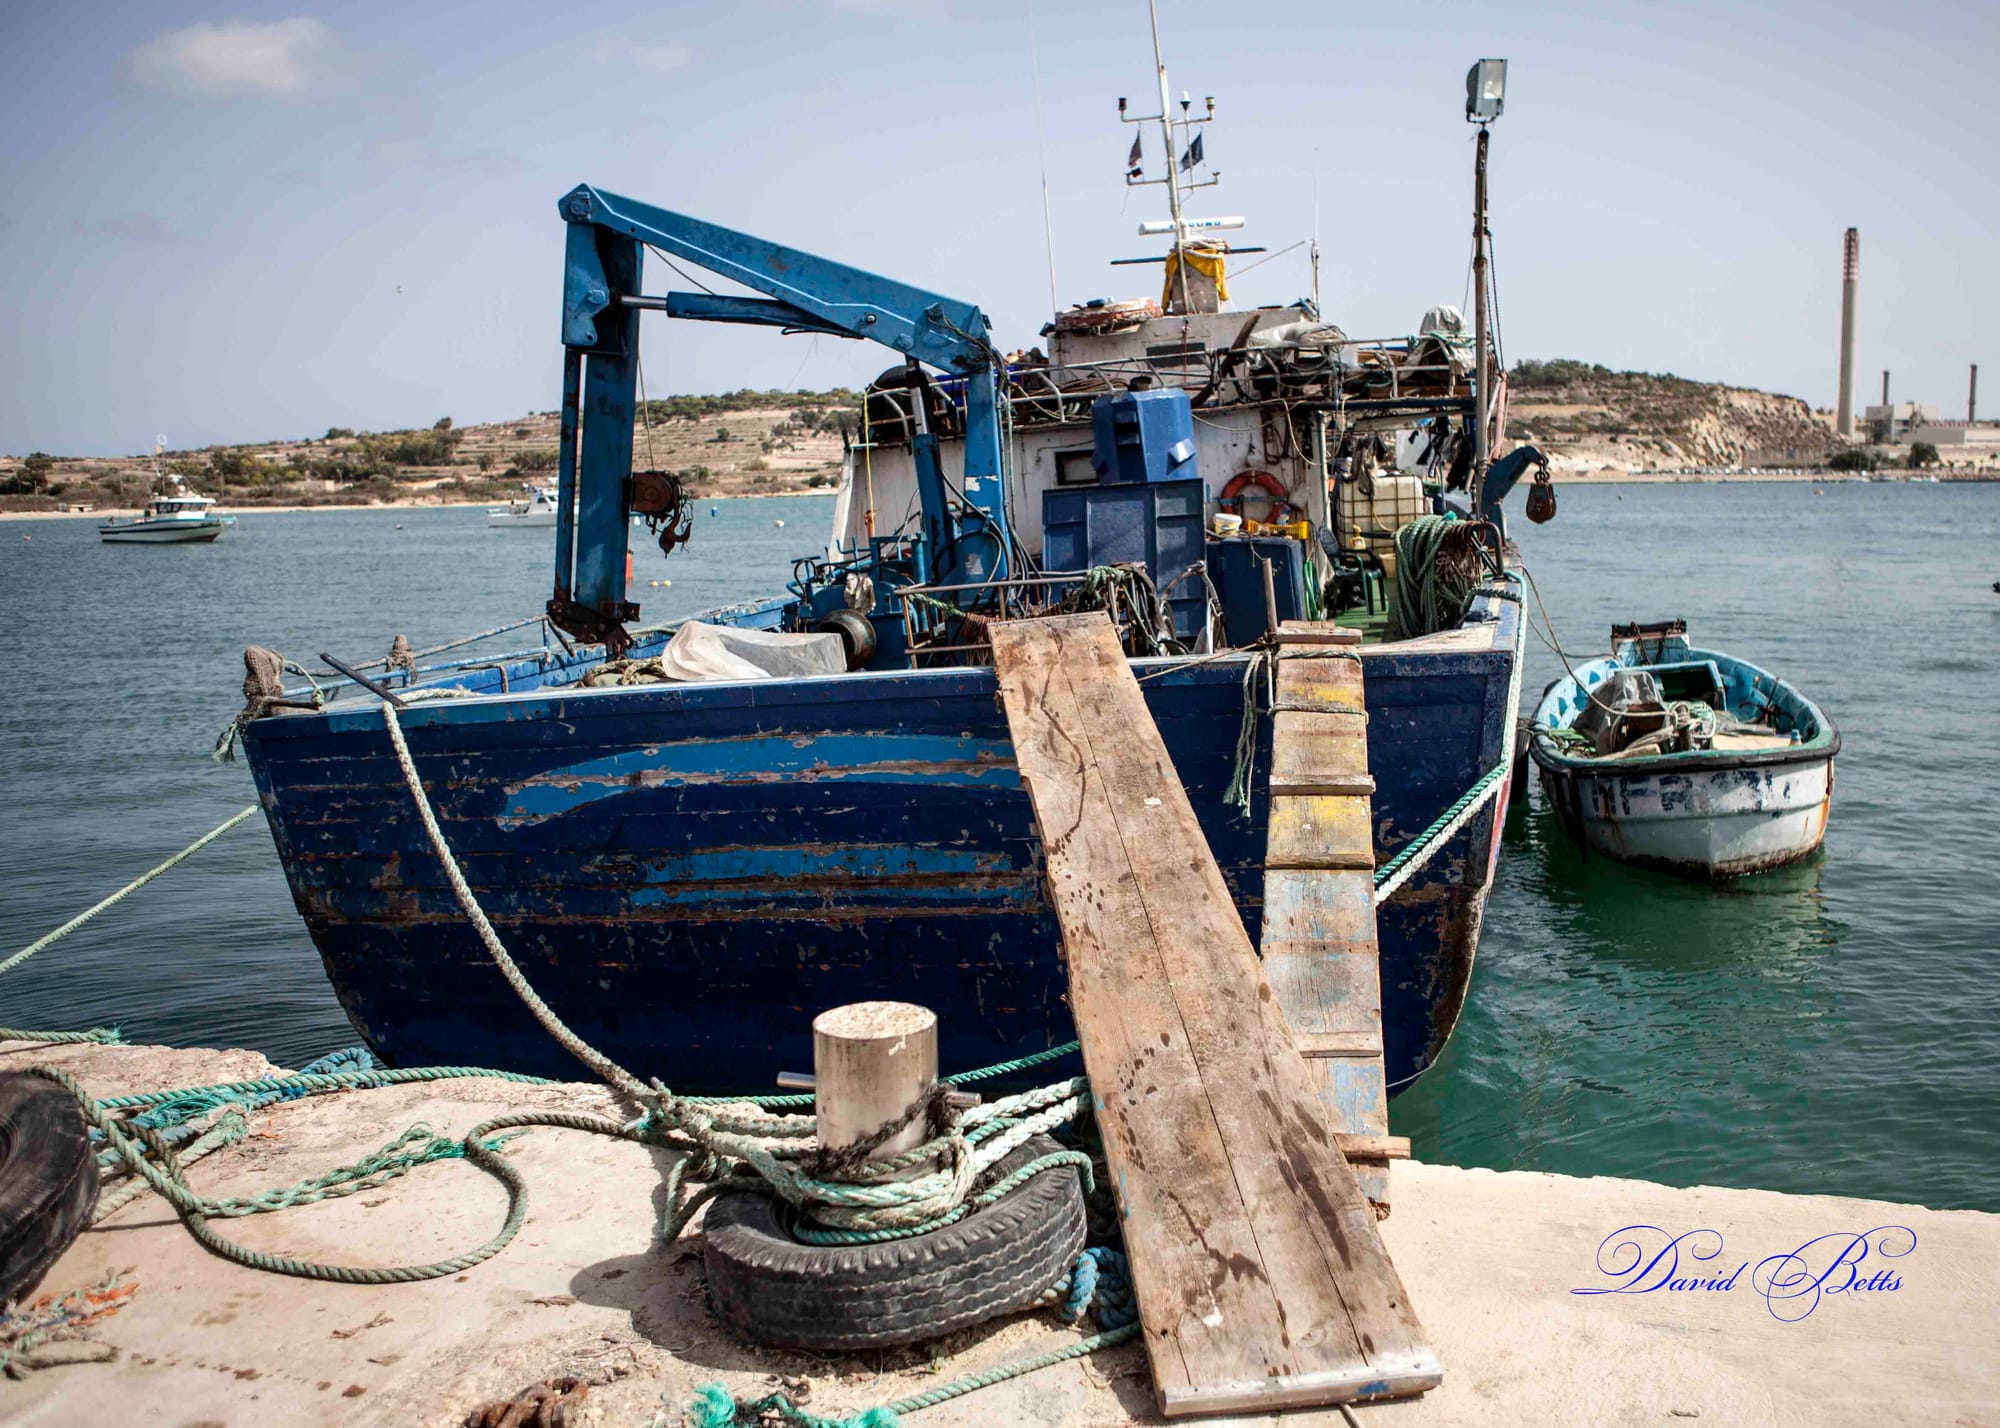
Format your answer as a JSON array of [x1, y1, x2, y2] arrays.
[[1147, 0, 1187, 280], [1026, 0, 1059, 314], [1311, 164, 1322, 317], [1120, 0, 1220, 314]]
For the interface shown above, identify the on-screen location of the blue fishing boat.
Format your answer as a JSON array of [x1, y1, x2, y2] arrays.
[[1528, 620, 1838, 878], [235, 64, 1544, 1095]]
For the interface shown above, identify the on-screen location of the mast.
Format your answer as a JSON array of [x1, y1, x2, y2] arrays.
[[1147, 0, 1190, 313], [1463, 58, 1505, 514], [1471, 124, 1491, 506]]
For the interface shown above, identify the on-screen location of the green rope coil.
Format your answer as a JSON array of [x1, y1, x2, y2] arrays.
[[37, 1063, 673, 1285], [1393, 514, 1486, 637]]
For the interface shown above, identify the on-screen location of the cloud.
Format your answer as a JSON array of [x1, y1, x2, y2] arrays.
[[587, 38, 694, 75], [126, 18, 351, 102]]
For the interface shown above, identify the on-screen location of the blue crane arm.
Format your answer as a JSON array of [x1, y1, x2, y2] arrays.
[[548, 184, 1012, 653]]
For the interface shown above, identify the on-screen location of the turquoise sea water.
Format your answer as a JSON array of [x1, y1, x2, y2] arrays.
[[2, 482, 1995, 1210]]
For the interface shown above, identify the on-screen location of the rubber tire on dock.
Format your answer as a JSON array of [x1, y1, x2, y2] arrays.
[[0, 1073, 100, 1302], [702, 1135, 1086, 1351]]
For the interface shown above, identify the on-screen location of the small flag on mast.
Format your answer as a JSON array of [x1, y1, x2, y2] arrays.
[[1126, 133, 1143, 177], [1178, 132, 1205, 172]]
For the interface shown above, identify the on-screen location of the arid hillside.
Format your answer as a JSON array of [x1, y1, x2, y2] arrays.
[[1505, 359, 1832, 473], [0, 390, 858, 513]]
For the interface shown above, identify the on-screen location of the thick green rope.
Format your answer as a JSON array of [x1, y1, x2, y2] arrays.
[[91, 1063, 554, 1112], [0, 1027, 123, 1046], [1392, 514, 1485, 637], [34, 1064, 674, 1284], [1372, 762, 1509, 895]]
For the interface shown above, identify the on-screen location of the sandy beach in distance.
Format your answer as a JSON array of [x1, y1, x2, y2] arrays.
[[0, 490, 840, 521]]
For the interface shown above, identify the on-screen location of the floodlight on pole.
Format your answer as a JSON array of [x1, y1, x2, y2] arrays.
[[1466, 59, 1506, 124]]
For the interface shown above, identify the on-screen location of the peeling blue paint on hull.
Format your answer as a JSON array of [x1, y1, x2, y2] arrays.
[[242, 600, 1519, 1094]]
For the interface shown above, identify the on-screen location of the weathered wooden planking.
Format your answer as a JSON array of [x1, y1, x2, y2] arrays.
[[1262, 627, 1395, 1208], [990, 613, 1438, 1417], [1277, 620, 1363, 646]]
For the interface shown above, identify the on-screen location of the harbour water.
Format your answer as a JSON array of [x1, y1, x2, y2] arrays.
[[2, 481, 1995, 1211]]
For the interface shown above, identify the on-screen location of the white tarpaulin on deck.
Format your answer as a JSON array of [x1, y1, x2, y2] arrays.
[[658, 622, 845, 682]]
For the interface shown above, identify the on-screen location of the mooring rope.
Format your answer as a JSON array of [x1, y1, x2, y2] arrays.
[[0, 804, 259, 980], [1372, 571, 1527, 902], [378, 701, 655, 1102], [375, 697, 1096, 1248], [28, 1061, 668, 1285]]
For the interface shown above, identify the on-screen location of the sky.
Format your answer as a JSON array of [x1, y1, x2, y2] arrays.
[[1, 0, 1993, 456]]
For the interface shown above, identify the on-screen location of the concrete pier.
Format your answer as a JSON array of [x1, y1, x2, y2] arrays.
[[5, 1039, 1994, 1427]]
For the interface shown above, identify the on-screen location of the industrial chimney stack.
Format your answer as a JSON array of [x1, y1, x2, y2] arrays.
[[1836, 229, 1859, 439], [1882, 371, 1890, 407], [1972, 364, 1980, 424]]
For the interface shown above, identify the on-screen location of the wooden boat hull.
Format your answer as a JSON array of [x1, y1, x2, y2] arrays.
[[1535, 752, 1832, 878], [241, 595, 1519, 1094]]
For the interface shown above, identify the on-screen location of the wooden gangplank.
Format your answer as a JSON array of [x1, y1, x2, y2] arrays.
[[1261, 621, 1398, 1209], [991, 613, 1439, 1418]]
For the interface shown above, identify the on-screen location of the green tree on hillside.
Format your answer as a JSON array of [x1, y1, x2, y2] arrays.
[[1, 452, 56, 494], [1909, 442, 1940, 470]]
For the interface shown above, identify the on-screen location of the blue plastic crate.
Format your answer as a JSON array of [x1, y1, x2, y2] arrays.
[[1042, 478, 1207, 640]]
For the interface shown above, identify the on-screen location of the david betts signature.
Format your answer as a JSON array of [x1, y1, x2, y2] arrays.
[[1571, 1225, 1915, 1321]]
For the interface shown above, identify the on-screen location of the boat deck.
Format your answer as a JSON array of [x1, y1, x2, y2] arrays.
[[11, 1037, 1993, 1428]]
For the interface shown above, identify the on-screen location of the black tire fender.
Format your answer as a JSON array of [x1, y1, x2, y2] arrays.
[[702, 1134, 1086, 1351], [0, 1072, 100, 1303]]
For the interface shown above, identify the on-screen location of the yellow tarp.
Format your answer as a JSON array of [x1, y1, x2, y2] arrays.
[[1162, 243, 1229, 309]]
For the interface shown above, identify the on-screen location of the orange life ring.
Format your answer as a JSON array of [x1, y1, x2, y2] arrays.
[[1217, 469, 1295, 524]]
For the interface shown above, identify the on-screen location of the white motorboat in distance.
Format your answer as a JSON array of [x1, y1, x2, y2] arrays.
[[1529, 620, 1838, 879], [489, 483, 559, 528], [98, 478, 233, 544]]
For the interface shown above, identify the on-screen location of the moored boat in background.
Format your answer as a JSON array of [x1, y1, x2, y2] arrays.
[[1529, 620, 1837, 878], [98, 475, 232, 544], [488, 483, 559, 528]]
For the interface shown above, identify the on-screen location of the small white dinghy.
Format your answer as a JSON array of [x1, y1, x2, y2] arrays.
[[1528, 620, 1838, 879]]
